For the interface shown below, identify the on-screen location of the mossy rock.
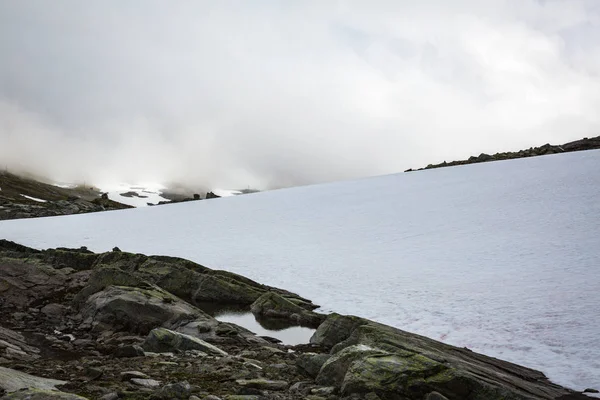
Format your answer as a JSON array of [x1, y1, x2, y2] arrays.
[[310, 313, 368, 348], [316, 345, 389, 387], [250, 292, 324, 328]]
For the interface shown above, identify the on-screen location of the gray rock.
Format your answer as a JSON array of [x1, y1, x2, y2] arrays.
[[120, 371, 149, 381], [584, 388, 599, 394], [157, 381, 191, 399], [316, 344, 388, 387], [311, 387, 335, 396], [0, 366, 66, 393], [236, 379, 288, 391], [40, 303, 68, 318], [114, 344, 145, 358], [296, 353, 331, 378], [288, 381, 314, 395], [79, 285, 201, 334], [0, 389, 89, 399], [142, 328, 227, 356], [130, 378, 161, 388], [250, 292, 324, 328], [99, 394, 119, 400], [309, 313, 367, 348], [202, 396, 222, 400]]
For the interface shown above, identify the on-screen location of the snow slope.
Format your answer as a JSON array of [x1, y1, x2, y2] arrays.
[[1, 150, 599, 390], [96, 182, 170, 207]]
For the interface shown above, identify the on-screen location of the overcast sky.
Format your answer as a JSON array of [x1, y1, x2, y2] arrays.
[[1, 1, 599, 189]]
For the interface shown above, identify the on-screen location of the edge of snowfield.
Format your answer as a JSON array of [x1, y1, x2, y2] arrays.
[[1, 149, 600, 391]]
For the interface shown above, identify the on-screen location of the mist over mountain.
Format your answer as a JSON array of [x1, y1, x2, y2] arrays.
[[1, 1, 599, 189]]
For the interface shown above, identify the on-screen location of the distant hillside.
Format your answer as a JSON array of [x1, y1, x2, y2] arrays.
[[0, 171, 131, 221], [406, 135, 600, 172]]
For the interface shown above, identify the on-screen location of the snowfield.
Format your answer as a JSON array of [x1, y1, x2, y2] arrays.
[[1, 150, 599, 391]]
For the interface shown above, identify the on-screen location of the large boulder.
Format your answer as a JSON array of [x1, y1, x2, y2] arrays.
[[0, 367, 66, 393], [316, 345, 388, 387], [79, 285, 206, 334], [250, 292, 324, 328], [142, 327, 227, 356], [296, 353, 331, 378], [309, 314, 583, 400]]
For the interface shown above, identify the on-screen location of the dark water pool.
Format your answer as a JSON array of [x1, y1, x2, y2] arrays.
[[195, 302, 315, 346]]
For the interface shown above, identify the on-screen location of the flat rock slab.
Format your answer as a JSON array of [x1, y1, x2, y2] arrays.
[[1, 389, 89, 399], [0, 366, 66, 393], [130, 378, 161, 388], [235, 379, 288, 391]]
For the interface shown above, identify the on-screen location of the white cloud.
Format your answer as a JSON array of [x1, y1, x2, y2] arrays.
[[0, 0, 598, 188]]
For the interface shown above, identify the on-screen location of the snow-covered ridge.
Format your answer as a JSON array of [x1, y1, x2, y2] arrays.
[[1, 149, 599, 390]]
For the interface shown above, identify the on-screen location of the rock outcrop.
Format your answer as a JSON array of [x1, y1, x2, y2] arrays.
[[308, 314, 585, 399], [407, 135, 600, 172], [0, 241, 591, 400]]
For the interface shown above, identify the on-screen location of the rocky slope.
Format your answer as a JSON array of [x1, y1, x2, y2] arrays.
[[406, 135, 600, 172], [0, 240, 593, 400], [0, 172, 131, 221]]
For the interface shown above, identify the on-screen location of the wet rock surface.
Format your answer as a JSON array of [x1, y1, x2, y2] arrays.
[[0, 240, 591, 400]]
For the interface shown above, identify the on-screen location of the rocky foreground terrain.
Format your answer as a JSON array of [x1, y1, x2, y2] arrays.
[[406, 135, 600, 172], [0, 240, 594, 400], [0, 172, 131, 221]]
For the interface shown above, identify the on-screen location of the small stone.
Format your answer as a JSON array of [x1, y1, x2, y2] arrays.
[[158, 380, 191, 399], [189, 397, 202, 400], [288, 381, 314, 395], [112, 247, 121, 252], [224, 396, 260, 400], [100, 393, 119, 400], [85, 366, 103, 380], [311, 386, 335, 396], [114, 344, 145, 358], [203, 396, 222, 400], [426, 392, 450, 400], [236, 379, 288, 391], [120, 371, 149, 381], [131, 378, 161, 388]]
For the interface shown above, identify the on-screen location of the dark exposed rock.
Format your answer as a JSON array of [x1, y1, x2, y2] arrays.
[[156, 380, 191, 399], [407, 135, 600, 172], [250, 292, 324, 328], [296, 353, 331, 378], [206, 192, 221, 199], [79, 285, 202, 334], [113, 345, 145, 358], [0, 389, 89, 399]]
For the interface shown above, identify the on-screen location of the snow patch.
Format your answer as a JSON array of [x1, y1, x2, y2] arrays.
[[97, 182, 170, 207], [20, 194, 47, 203], [1, 150, 599, 390]]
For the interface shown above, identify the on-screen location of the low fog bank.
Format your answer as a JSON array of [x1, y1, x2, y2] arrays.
[[1, 1, 599, 190]]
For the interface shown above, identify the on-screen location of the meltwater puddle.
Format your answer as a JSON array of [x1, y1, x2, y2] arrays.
[[196, 302, 315, 346]]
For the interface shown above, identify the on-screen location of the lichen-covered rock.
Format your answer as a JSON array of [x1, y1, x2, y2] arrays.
[[142, 327, 227, 356], [340, 353, 452, 398], [0, 389, 89, 399], [311, 314, 583, 400], [316, 345, 388, 387], [250, 292, 324, 328], [296, 353, 331, 378], [0, 367, 66, 393], [79, 285, 204, 334]]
